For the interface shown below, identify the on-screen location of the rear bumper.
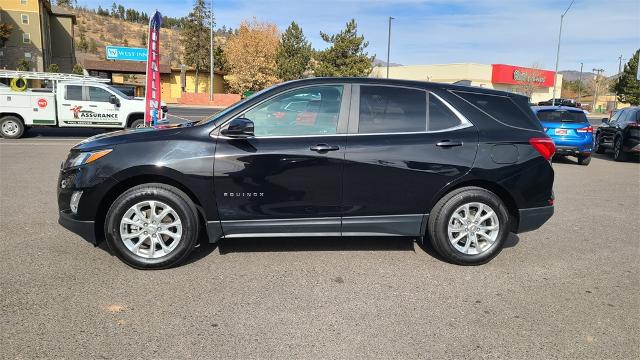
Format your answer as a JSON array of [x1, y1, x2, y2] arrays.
[[58, 210, 97, 245], [554, 144, 592, 156], [516, 206, 554, 233]]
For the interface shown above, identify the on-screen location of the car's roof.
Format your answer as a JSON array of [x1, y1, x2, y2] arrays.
[[531, 105, 585, 113], [280, 77, 528, 99]]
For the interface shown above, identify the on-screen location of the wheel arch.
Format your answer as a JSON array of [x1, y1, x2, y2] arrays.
[[126, 112, 144, 127], [94, 173, 205, 244], [430, 179, 520, 233], [0, 112, 25, 123]]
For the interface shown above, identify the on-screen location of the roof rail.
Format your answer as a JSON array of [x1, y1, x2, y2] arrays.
[[0, 70, 110, 83]]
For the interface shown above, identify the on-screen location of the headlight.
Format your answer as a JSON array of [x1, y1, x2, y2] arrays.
[[64, 149, 112, 168]]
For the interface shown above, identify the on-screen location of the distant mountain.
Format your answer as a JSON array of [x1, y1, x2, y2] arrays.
[[373, 58, 402, 67], [558, 70, 597, 82]]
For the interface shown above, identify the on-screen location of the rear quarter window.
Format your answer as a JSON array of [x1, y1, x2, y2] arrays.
[[453, 91, 541, 130]]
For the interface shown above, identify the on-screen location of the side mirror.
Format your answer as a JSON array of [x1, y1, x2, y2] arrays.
[[601, 118, 609, 124], [109, 95, 120, 107], [221, 118, 254, 138]]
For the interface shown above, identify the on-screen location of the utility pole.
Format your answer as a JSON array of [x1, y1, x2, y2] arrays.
[[592, 68, 604, 113], [209, 0, 214, 101], [614, 55, 624, 110], [577, 62, 583, 103], [551, 0, 575, 106], [386, 16, 394, 79]]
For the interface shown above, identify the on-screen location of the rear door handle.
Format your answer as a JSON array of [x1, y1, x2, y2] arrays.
[[310, 144, 340, 152], [436, 140, 463, 147], [89, 105, 98, 107]]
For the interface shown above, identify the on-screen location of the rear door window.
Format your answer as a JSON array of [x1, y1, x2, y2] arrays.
[[358, 85, 426, 133], [428, 93, 461, 131], [535, 110, 588, 123], [453, 91, 539, 129], [65, 85, 83, 101]]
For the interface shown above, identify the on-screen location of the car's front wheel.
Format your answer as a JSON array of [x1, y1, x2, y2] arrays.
[[613, 137, 628, 162], [104, 183, 199, 269], [427, 187, 510, 265]]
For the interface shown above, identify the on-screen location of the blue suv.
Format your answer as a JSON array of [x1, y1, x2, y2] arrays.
[[532, 106, 593, 165]]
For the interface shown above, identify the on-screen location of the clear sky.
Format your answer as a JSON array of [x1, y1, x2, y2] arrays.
[[77, 0, 639, 75]]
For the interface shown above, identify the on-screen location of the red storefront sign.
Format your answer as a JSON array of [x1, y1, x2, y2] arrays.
[[492, 64, 555, 88]]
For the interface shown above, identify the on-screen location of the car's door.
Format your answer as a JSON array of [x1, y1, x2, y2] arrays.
[[57, 84, 84, 127], [84, 86, 122, 127], [601, 110, 624, 145], [341, 85, 478, 236], [213, 84, 350, 237]]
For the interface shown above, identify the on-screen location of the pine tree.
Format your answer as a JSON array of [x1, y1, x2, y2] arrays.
[[181, 0, 212, 93], [89, 38, 98, 54], [315, 19, 374, 77], [0, 23, 13, 48], [276, 21, 312, 81], [77, 32, 88, 52], [111, 3, 117, 18], [72, 64, 84, 75], [47, 64, 60, 73], [613, 49, 640, 106], [140, 30, 148, 46]]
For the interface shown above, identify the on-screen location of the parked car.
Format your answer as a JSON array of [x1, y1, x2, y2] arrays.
[[594, 106, 640, 161], [537, 98, 580, 108], [57, 78, 555, 269], [531, 106, 593, 165]]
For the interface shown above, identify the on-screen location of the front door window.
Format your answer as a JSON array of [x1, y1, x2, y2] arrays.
[[243, 85, 343, 137]]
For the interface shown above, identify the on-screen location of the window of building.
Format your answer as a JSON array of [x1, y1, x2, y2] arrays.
[[24, 52, 31, 58], [65, 85, 83, 101], [428, 94, 461, 131], [21, 14, 29, 25], [358, 85, 427, 134], [22, 33, 30, 43], [21, 0, 28, 5]]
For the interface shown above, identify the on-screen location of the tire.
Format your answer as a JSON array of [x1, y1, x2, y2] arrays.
[[104, 183, 200, 269], [577, 154, 591, 166], [427, 187, 510, 265], [613, 137, 628, 162], [0, 116, 25, 139], [129, 119, 146, 128], [593, 132, 605, 154]]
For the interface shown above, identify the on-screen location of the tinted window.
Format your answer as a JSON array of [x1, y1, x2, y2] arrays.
[[243, 85, 343, 137], [610, 110, 622, 122], [454, 91, 537, 129], [65, 85, 82, 101], [88, 87, 112, 102], [359, 86, 426, 133], [428, 94, 461, 131], [535, 110, 588, 123]]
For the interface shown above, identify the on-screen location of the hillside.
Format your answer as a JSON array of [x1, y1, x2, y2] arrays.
[[72, 10, 184, 67]]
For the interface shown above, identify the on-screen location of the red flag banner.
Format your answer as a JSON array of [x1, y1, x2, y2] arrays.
[[144, 11, 163, 126]]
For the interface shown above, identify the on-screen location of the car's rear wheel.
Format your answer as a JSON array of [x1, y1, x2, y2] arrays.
[[0, 116, 25, 139], [427, 187, 510, 265], [613, 137, 628, 162], [577, 154, 591, 165], [130, 119, 146, 128], [104, 183, 199, 269], [593, 133, 605, 154]]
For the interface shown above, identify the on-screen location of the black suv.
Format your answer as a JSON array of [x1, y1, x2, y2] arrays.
[[58, 78, 555, 269], [594, 106, 640, 161], [538, 98, 580, 108]]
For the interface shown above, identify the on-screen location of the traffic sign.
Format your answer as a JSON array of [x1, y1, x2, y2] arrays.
[[105, 46, 148, 61]]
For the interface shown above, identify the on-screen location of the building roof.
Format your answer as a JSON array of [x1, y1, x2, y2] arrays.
[[83, 59, 171, 74], [50, 5, 77, 24]]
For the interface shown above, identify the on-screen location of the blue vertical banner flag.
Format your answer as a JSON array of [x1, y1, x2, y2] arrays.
[[144, 11, 163, 126]]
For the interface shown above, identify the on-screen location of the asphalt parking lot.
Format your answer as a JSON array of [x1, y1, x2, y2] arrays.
[[1, 134, 638, 359]]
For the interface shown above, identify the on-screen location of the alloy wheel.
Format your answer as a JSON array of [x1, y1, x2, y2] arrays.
[[119, 200, 183, 259], [447, 202, 500, 255]]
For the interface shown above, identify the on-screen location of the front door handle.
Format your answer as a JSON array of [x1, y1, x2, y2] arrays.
[[61, 103, 71, 106], [436, 140, 463, 147], [310, 144, 340, 153], [89, 105, 98, 108]]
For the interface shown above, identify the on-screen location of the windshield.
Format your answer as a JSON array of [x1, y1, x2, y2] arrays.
[[536, 110, 588, 123], [105, 85, 133, 99]]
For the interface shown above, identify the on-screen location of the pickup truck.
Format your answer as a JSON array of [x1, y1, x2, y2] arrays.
[[0, 81, 168, 139]]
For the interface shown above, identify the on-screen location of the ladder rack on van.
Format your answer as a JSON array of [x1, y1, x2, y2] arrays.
[[0, 70, 110, 84]]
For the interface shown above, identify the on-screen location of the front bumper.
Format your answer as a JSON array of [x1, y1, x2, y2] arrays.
[[58, 210, 97, 245], [516, 205, 554, 233]]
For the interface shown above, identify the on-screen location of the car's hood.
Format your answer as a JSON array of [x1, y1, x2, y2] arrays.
[[73, 122, 195, 151]]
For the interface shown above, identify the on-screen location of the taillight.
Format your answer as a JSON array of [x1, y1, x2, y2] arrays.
[[629, 122, 640, 128], [529, 137, 556, 160], [576, 126, 593, 133]]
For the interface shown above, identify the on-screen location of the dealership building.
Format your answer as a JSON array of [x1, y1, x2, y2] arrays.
[[371, 63, 562, 104]]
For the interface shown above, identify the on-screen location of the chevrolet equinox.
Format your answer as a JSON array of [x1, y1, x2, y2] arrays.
[[58, 78, 555, 269]]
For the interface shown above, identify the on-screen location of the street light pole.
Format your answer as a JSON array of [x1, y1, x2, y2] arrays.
[[209, 0, 214, 102], [386, 16, 394, 79], [577, 62, 583, 103], [592, 68, 604, 113], [551, 0, 575, 106], [615, 55, 624, 110]]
